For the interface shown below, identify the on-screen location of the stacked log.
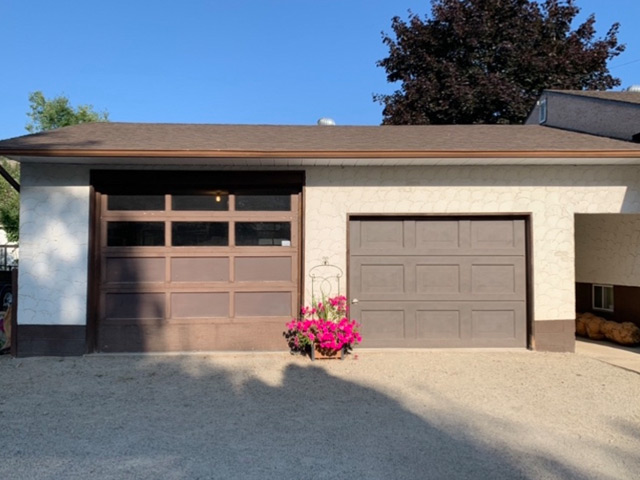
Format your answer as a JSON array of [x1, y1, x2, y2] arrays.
[[576, 312, 640, 346]]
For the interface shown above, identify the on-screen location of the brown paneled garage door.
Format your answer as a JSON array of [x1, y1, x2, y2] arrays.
[[91, 171, 302, 352], [349, 217, 527, 348]]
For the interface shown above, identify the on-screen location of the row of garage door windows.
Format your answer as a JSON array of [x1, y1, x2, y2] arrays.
[[107, 221, 291, 247], [105, 193, 293, 247], [107, 194, 291, 212]]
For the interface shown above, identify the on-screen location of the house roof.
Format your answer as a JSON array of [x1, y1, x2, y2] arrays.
[[0, 122, 639, 162], [547, 90, 640, 106]]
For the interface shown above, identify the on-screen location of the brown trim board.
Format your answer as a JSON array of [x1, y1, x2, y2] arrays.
[[533, 320, 575, 353], [86, 187, 100, 353], [17, 325, 86, 357], [7, 149, 640, 159]]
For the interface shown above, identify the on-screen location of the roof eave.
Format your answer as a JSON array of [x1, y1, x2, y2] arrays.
[[3, 148, 640, 159]]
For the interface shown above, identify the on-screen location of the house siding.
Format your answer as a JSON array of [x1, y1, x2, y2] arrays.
[[575, 214, 640, 286], [18, 164, 90, 326]]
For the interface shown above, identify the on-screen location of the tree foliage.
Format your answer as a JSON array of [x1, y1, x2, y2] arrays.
[[0, 92, 109, 241], [26, 91, 109, 133], [0, 159, 20, 243], [375, 0, 625, 124]]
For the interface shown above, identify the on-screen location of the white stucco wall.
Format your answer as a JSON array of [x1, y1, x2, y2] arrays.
[[16, 162, 640, 327], [18, 164, 90, 325], [575, 214, 640, 286], [304, 165, 640, 322]]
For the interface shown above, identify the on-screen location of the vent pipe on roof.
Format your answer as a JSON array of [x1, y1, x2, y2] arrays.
[[627, 85, 640, 92], [317, 117, 336, 126]]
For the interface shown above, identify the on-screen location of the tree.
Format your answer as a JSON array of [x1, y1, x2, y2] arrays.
[[375, 0, 625, 125], [0, 93, 109, 241], [26, 91, 109, 133], [0, 159, 19, 242]]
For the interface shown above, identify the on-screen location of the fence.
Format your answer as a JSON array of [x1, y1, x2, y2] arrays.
[[0, 244, 18, 271]]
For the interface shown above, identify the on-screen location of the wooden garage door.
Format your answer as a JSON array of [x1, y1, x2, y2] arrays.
[[349, 217, 527, 348], [93, 174, 301, 352]]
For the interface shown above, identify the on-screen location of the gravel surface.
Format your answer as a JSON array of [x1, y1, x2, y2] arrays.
[[1, 350, 639, 480]]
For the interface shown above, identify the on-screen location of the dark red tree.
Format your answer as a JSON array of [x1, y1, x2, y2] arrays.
[[375, 0, 625, 124]]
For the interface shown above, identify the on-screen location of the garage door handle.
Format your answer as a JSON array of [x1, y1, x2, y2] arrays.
[[351, 298, 359, 304]]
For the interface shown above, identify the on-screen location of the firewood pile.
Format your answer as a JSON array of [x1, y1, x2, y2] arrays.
[[576, 312, 640, 346]]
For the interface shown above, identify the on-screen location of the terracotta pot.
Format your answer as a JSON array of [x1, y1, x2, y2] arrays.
[[310, 345, 345, 361]]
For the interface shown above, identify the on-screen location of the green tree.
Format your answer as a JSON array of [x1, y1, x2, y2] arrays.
[[0, 159, 19, 242], [26, 91, 109, 133], [375, 0, 625, 125], [0, 92, 110, 241]]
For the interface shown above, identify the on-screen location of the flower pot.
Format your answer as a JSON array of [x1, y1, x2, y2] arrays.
[[310, 345, 345, 361]]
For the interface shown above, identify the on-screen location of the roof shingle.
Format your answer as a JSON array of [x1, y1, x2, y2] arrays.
[[0, 122, 638, 158]]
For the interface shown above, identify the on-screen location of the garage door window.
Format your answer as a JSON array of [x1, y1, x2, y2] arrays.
[[235, 222, 291, 246], [235, 195, 291, 211], [172, 194, 229, 211], [108, 195, 165, 211], [172, 222, 229, 246], [107, 222, 165, 246]]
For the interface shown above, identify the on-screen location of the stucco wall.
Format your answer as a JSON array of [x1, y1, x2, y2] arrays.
[[304, 165, 640, 322], [575, 214, 640, 286], [16, 163, 640, 328], [18, 164, 90, 325]]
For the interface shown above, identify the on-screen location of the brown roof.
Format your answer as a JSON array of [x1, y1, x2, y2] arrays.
[[548, 90, 640, 106], [0, 122, 639, 159]]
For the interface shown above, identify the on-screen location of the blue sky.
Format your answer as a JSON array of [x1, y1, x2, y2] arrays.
[[2, 1, 639, 140]]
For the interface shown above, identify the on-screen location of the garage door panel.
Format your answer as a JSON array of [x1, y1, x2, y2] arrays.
[[471, 303, 526, 341], [470, 259, 526, 296], [471, 265, 517, 294], [416, 264, 461, 294], [235, 256, 292, 282], [471, 220, 525, 250], [358, 220, 405, 249], [360, 264, 405, 294], [235, 292, 292, 317], [472, 310, 516, 338], [359, 309, 406, 340], [416, 309, 461, 339], [415, 220, 461, 249], [105, 257, 165, 284], [171, 257, 230, 282], [105, 293, 165, 319], [171, 292, 229, 318]]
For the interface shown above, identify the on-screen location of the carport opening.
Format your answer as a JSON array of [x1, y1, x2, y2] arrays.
[[574, 214, 640, 347]]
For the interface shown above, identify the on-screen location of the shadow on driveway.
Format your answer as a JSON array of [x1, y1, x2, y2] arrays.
[[1, 353, 639, 479]]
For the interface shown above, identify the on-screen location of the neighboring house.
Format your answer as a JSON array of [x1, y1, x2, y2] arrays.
[[528, 89, 640, 328], [526, 89, 640, 141], [1, 116, 640, 356]]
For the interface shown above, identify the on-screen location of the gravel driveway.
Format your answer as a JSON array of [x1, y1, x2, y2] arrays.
[[1, 350, 639, 480]]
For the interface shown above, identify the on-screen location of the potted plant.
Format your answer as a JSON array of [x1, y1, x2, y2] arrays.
[[284, 295, 362, 360]]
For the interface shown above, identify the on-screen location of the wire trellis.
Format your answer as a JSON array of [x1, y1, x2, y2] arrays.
[[309, 257, 343, 300]]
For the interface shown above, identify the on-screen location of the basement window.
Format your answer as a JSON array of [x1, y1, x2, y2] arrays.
[[592, 284, 614, 312]]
